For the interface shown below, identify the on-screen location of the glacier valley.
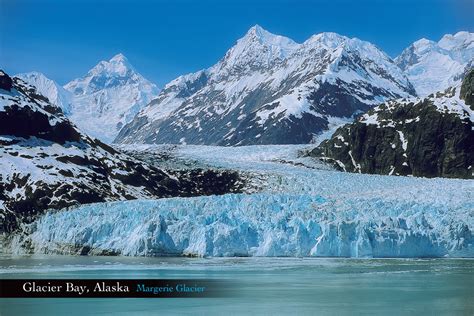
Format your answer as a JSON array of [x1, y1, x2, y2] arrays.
[[7, 145, 474, 258]]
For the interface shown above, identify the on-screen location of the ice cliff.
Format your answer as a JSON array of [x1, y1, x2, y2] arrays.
[[10, 193, 473, 258]]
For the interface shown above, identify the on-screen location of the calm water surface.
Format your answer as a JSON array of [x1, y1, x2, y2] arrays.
[[1, 255, 473, 315]]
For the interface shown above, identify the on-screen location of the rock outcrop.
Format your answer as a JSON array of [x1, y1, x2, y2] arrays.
[[308, 70, 474, 179], [460, 69, 474, 109], [0, 70, 13, 91]]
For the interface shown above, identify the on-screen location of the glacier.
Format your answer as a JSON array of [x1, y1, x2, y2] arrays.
[[10, 192, 473, 258], [6, 145, 473, 258]]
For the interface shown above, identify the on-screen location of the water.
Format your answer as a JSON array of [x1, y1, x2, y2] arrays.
[[1, 255, 473, 315]]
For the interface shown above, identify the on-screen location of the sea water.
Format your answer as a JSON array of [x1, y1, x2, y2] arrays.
[[1, 255, 473, 315]]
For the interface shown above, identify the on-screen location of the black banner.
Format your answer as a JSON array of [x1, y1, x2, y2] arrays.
[[0, 279, 231, 298]]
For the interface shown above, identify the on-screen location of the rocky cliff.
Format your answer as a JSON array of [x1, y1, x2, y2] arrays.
[[308, 70, 474, 179]]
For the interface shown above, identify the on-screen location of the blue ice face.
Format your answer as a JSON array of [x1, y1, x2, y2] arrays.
[[13, 191, 473, 258]]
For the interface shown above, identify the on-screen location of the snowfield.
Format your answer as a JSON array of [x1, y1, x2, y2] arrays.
[[9, 145, 474, 258]]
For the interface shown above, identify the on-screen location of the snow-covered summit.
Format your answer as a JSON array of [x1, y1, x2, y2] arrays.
[[395, 31, 474, 96], [116, 27, 414, 146], [246, 25, 298, 49], [17, 55, 160, 143], [109, 52, 129, 63], [412, 38, 436, 50], [214, 25, 299, 75], [59, 54, 160, 142], [64, 53, 147, 95], [304, 32, 348, 48], [439, 31, 474, 52]]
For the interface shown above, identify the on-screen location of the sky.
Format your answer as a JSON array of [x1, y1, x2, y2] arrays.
[[1, 0, 473, 86]]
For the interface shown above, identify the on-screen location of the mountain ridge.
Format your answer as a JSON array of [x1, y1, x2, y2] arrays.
[[15, 28, 474, 147], [115, 25, 416, 146]]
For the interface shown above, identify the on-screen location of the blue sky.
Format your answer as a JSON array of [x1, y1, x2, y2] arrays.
[[1, 0, 473, 86]]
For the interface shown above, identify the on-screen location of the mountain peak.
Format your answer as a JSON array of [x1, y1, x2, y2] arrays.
[[62, 53, 159, 142], [109, 53, 129, 63], [413, 38, 435, 47], [395, 31, 473, 96], [410, 38, 438, 54], [438, 31, 474, 51], [94, 53, 134, 74], [217, 25, 299, 71], [15, 71, 47, 86], [246, 24, 271, 39], [247, 24, 264, 34], [66, 54, 137, 94], [64, 53, 149, 97], [15, 71, 61, 90], [17, 70, 44, 77], [242, 24, 298, 47], [305, 32, 348, 48], [441, 31, 473, 41]]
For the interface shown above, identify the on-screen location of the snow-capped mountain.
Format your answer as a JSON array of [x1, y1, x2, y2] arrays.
[[15, 71, 73, 114], [14, 54, 154, 143], [16, 54, 159, 143], [115, 25, 415, 146], [62, 53, 159, 142], [395, 31, 474, 96], [309, 69, 474, 179], [0, 71, 242, 233]]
